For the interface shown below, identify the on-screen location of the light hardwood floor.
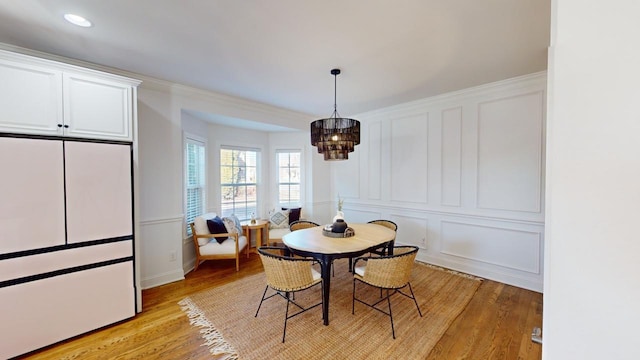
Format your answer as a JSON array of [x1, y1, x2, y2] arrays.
[[22, 253, 542, 359]]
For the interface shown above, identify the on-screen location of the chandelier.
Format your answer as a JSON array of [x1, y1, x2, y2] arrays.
[[310, 69, 360, 161]]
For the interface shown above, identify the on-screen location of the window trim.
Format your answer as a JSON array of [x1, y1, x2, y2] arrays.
[[276, 149, 302, 207], [220, 146, 261, 221], [184, 133, 207, 237]]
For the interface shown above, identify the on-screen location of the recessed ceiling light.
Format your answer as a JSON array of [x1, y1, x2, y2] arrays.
[[64, 13, 92, 27]]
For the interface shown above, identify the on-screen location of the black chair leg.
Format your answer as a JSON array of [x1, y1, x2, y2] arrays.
[[387, 289, 395, 339], [255, 285, 269, 317], [407, 283, 423, 317], [282, 296, 290, 343], [352, 279, 356, 314]]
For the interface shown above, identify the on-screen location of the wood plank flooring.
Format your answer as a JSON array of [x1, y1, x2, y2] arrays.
[[21, 253, 542, 359]]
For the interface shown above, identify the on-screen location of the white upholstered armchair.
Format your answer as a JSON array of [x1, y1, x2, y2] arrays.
[[190, 212, 249, 271]]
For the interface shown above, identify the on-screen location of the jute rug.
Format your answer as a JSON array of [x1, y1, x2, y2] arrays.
[[179, 259, 482, 359]]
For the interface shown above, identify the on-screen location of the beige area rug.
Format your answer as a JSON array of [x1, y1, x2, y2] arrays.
[[179, 259, 482, 360]]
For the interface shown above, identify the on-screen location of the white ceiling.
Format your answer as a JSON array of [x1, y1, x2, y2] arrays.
[[0, 0, 550, 128]]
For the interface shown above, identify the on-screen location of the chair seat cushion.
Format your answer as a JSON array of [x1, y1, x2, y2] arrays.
[[311, 267, 321, 281], [269, 228, 290, 240], [199, 235, 248, 256]]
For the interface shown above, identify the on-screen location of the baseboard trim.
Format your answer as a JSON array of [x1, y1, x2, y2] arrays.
[[140, 270, 185, 290]]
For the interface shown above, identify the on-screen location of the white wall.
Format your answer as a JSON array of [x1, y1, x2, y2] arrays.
[[137, 85, 185, 289], [332, 72, 547, 291], [268, 132, 333, 224], [543, 1, 640, 359], [137, 81, 314, 289]]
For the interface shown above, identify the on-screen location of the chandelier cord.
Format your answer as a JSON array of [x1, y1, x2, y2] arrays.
[[333, 72, 337, 114]]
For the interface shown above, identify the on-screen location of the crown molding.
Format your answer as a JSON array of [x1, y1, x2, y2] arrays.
[[358, 71, 547, 120]]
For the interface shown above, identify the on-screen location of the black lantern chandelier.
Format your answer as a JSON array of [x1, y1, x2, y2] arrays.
[[310, 69, 360, 161]]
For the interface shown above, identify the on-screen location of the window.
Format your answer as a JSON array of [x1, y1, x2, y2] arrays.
[[184, 136, 206, 235], [220, 147, 259, 220], [277, 150, 301, 206]]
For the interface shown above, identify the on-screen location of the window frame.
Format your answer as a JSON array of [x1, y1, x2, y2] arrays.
[[184, 134, 207, 237], [220, 146, 260, 221], [276, 149, 302, 207]]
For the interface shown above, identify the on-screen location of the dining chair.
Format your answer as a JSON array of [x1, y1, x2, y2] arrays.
[[367, 219, 397, 256], [289, 220, 320, 231], [288, 220, 332, 276], [351, 246, 422, 339], [255, 246, 323, 342]]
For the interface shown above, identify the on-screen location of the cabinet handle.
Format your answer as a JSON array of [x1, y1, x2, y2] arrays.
[[63, 125, 69, 128], [57, 124, 63, 128]]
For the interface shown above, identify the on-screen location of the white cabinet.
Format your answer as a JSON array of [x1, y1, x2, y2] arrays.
[[0, 58, 63, 136], [63, 73, 133, 140], [0, 50, 139, 141]]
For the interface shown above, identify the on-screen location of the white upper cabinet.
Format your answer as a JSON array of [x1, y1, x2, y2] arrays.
[[0, 58, 64, 136], [0, 49, 139, 141], [63, 73, 133, 140]]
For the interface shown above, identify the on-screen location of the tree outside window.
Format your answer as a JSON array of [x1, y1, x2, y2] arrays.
[[220, 148, 259, 220]]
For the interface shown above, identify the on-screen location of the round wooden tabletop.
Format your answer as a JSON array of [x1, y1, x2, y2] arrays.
[[282, 223, 395, 255]]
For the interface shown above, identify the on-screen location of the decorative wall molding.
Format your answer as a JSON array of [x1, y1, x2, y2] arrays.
[[390, 213, 429, 249], [357, 72, 547, 120], [335, 72, 546, 292], [390, 113, 429, 204], [139, 215, 184, 226], [476, 91, 544, 213], [367, 121, 382, 200], [440, 220, 541, 274], [441, 106, 463, 207], [344, 201, 544, 226]]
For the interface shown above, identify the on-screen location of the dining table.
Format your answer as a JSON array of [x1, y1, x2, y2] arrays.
[[282, 222, 396, 325]]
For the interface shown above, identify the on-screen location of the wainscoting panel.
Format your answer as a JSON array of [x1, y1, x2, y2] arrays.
[[441, 107, 462, 207], [342, 208, 383, 225], [477, 91, 543, 213], [367, 121, 382, 200], [440, 220, 541, 274], [391, 213, 429, 249], [336, 73, 546, 292], [139, 216, 185, 289], [332, 145, 361, 200], [390, 113, 428, 203]]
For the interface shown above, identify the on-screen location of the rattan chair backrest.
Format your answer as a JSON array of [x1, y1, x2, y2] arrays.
[[289, 220, 320, 232], [258, 246, 318, 292], [362, 246, 418, 289], [367, 219, 398, 232]]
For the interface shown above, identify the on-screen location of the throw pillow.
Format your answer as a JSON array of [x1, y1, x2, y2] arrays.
[[230, 214, 242, 234], [222, 216, 239, 235], [206, 216, 229, 244], [269, 209, 289, 229], [282, 207, 301, 225]]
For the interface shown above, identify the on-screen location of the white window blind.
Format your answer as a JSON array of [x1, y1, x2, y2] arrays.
[[185, 137, 206, 235], [220, 147, 259, 220], [277, 150, 301, 206]]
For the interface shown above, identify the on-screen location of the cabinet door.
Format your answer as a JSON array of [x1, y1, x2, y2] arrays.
[[63, 73, 133, 141], [64, 141, 132, 243], [0, 137, 66, 253], [0, 261, 135, 360], [0, 59, 63, 136]]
